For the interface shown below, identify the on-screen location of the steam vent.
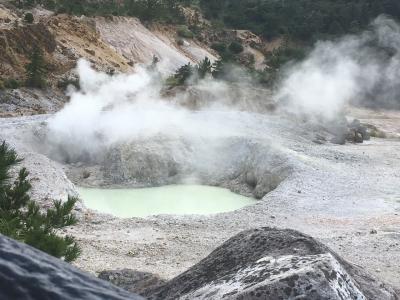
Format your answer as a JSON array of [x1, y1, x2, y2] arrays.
[[0, 1, 400, 300]]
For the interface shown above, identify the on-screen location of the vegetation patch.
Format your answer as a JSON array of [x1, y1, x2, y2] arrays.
[[177, 25, 194, 39], [0, 141, 80, 262]]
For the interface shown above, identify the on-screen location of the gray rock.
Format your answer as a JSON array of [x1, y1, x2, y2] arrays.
[[0, 234, 144, 300], [0, 88, 67, 117], [98, 269, 167, 296], [347, 119, 369, 143], [145, 228, 398, 300], [331, 133, 347, 145]]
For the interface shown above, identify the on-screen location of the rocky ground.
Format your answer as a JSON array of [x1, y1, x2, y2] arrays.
[[0, 107, 399, 293], [3, 227, 397, 299]]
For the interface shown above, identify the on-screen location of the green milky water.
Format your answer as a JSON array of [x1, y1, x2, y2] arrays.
[[78, 185, 254, 218]]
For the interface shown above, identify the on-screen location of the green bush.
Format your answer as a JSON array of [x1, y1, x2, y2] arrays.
[[0, 141, 80, 262], [43, 0, 56, 10], [57, 77, 80, 91], [267, 46, 306, 69], [167, 62, 198, 86], [196, 57, 212, 79], [211, 42, 227, 54], [24, 12, 34, 24], [177, 25, 194, 39], [26, 46, 47, 89], [228, 41, 244, 54], [0, 78, 21, 90]]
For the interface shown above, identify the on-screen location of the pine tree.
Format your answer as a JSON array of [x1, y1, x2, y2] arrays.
[[0, 141, 80, 262], [25, 46, 47, 89], [197, 57, 212, 79], [212, 59, 225, 79], [174, 63, 194, 85]]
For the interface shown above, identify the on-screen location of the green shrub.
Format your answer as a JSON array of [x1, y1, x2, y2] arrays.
[[177, 25, 194, 39], [267, 46, 306, 69], [0, 141, 80, 262], [26, 46, 47, 89], [5, 79, 20, 89], [196, 57, 212, 79], [167, 62, 194, 86], [57, 77, 80, 91], [211, 42, 227, 54], [0, 80, 5, 91], [43, 0, 56, 10], [24, 12, 34, 24], [228, 41, 244, 54]]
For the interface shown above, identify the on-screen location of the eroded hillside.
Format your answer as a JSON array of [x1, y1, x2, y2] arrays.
[[0, 4, 220, 83]]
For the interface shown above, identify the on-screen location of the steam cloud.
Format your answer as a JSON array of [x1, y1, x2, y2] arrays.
[[276, 15, 400, 120], [45, 16, 400, 161], [45, 60, 247, 162]]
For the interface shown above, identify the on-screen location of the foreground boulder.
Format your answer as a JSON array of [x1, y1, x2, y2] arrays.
[[0, 234, 144, 300], [144, 228, 398, 300]]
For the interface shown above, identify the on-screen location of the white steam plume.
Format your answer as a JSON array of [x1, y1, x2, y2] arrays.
[[276, 16, 400, 120], [44, 16, 400, 163], [45, 60, 248, 162]]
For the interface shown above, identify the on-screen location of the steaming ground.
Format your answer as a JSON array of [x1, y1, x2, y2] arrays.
[[1, 15, 400, 292], [0, 108, 399, 289]]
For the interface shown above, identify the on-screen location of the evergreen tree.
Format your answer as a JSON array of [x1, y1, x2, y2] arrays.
[[24, 13, 34, 24], [212, 59, 225, 79], [174, 63, 194, 85], [25, 46, 47, 89], [197, 57, 212, 79], [0, 141, 80, 262]]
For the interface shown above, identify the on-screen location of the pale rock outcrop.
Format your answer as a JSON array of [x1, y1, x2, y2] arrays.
[[144, 228, 398, 300]]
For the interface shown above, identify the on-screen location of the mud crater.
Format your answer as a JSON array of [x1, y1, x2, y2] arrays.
[[35, 131, 290, 200]]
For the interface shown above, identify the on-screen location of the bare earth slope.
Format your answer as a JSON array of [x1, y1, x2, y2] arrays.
[[95, 16, 217, 74]]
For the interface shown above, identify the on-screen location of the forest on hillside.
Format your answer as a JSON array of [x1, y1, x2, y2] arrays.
[[199, 0, 400, 40], [16, 0, 400, 41]]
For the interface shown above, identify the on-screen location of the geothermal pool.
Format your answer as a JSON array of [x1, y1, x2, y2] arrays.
[[78, 185, 254, 218]]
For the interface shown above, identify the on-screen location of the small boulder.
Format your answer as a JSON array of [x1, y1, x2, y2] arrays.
[[99, 270, 166, 296]]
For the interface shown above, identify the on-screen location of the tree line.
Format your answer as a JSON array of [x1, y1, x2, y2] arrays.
[[15, 0, 187, 23], [15, 0, 400, 40], [199, 0, 400, 41]]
